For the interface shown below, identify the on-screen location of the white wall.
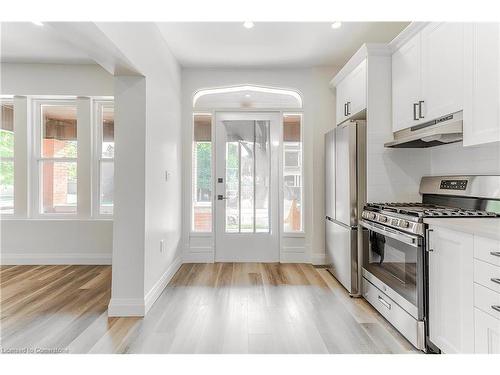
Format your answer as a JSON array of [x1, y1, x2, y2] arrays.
[[0, 63, 114, 265], [1, 63, 113, 96], [95, 23, 183, 316], [181, 66, 339, 264]]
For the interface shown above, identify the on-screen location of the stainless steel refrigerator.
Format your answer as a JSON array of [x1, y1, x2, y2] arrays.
[[325, 120, 366, 296]]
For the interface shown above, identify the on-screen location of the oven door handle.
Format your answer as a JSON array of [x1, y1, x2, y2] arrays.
[[360, 220, 420, 247]]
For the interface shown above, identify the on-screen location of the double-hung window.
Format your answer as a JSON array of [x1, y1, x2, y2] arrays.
[[1, 100, 15, 214], [95, 101, 114, 215], [35, 101, 78, 215]]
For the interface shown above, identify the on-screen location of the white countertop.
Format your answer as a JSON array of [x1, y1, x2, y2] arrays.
[[424, 218, 500, 241]]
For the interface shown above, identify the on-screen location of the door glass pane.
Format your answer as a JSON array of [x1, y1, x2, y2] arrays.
[[224, 120, 270, 233], [1, 103, 14, 157], [255, 121, 270, 232], [41, 105, 77, 158]]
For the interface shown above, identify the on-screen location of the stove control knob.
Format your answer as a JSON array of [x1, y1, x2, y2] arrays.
[[369, 213, 377, 220], [379, 215, 388, 223], [399, 220, 410, 228]]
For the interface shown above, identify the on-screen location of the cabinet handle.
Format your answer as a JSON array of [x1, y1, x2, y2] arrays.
[[418, 101, 425, 119], [491, 278, 500, 285], [413, 103, 419, 121], [492, 305, 500, 313], [378, 295, 392, 310], [344, 103, 348, 116], [425, 228, 434, 252], [490, 251, 500, 258], [347, 102, 351, 116]]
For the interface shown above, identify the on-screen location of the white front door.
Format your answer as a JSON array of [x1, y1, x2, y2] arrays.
[[215, 112, 280, 262]]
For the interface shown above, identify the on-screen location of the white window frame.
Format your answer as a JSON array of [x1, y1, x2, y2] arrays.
[[31, 98, 78, 218], [0, 98, 15, 215], [282, 113, 304, 234], [92, 100, 114, 218]]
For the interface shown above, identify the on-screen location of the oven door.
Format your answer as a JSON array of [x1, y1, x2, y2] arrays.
[[360, 219, 425, 320]]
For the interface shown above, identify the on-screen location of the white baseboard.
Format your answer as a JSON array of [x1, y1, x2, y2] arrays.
[[108, 256, 183, 317], [280, 251, 308, 263], [107, 298, 145, 317], [0, 252, 112, 265], [183, 251, 214, 263], [311, 252, 327, 266], [144, 256, 182, 314]]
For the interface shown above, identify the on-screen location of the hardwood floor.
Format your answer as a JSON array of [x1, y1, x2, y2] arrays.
[[0, 263, 418, 354]]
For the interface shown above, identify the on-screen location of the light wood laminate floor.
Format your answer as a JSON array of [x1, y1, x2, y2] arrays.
[[0, 263, 418, 354]]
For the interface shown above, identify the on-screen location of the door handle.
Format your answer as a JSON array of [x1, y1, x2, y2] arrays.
[[418, 100, 425, 119], [491, 278, 500, 285], [413, 103, 419, 121], [490, 251, 500, 258], [492, 305, 500, 313], [378, 295, 392, 310], [217, 195, 228, 200]]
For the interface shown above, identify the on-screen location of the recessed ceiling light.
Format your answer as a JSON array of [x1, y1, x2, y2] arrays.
[[331, 22, 342, 29], [243, 21, 254, 29], [32, 21, 44, 26], [245, 94, 251, 98]]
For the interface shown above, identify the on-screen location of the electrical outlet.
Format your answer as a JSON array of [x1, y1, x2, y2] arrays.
[[160, 239, 164, 253]]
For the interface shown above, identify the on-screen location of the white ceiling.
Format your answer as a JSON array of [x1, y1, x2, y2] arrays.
[[1, 22, 409, 68], [0, 22, 95, 64], [157, 22, 410, 68]]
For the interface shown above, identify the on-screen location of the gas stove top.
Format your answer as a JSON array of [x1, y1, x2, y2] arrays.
[[365, 202, 498, 218]]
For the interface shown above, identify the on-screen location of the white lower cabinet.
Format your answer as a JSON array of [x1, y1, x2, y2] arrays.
[[475, 308, 500, 354], [428, 226, 474, 353], [428, 224, 500, 353]]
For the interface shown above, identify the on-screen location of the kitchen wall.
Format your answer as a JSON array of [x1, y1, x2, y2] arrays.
[[0, 63, 114, 265], [181, 66, 339, 264], [430, 141, 500, 175]]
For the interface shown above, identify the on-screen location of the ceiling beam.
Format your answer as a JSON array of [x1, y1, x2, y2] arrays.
[[45, 22, 142, 76]]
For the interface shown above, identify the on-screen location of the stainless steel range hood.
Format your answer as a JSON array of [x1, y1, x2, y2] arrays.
[[385, 111, 463, 148]]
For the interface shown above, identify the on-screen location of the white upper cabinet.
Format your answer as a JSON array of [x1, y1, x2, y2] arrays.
[[392, 33, 421, 132], [335, 59, 367, 125], [336, 77, 349, 125], [463, 23, 500, 146], [391, 23, 464, 133], [421, 23, 464, 122]]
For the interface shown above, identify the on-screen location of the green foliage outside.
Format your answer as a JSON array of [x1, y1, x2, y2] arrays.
[[196, 142, 212, 192], [0, 130, 14, 186]]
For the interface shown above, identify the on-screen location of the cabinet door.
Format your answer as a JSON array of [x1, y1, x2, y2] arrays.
[[346, 59, 367, 117], [428, 226, 474, 353], [475, 308, 500, 354], [421, 22, 464, 121], [392, 32, 422, 132], [463, 23, 500, 146], [336, 78, 348, 125]]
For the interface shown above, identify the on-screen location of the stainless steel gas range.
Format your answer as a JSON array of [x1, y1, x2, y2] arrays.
[[360, 175, 500, 352]]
